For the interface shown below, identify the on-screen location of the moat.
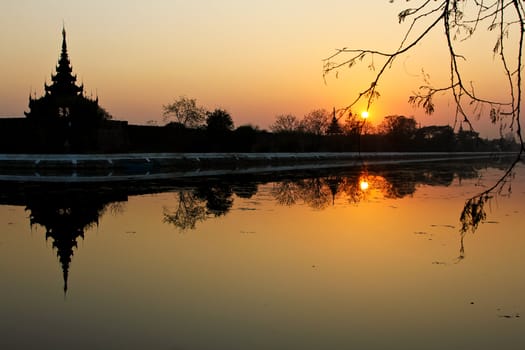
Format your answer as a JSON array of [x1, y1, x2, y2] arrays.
[[1, 157, 523, 350]]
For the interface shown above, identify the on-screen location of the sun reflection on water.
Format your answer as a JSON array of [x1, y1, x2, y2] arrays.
[[359, 179, 369, 191]]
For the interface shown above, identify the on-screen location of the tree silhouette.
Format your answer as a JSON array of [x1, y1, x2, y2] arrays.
[[378, 115, 418, 150], [342, 111, 364, 137], [300, 109, 330, 135], [206, 109, 234, 134], [270, 114, 301, 133], [162, 96, 207, 128]]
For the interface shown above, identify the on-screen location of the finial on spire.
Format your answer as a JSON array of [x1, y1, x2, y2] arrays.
[[61, 21, 69, 57]]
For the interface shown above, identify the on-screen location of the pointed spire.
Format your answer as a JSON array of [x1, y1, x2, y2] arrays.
[[44, 25, 83, 98], [46, 229, 75, 296], [327, 107, 343, 135], [59, 24, 71, 70], [25, 24, 102, 122], [63, 258, 69, 295], [62, 25, 67, 54]]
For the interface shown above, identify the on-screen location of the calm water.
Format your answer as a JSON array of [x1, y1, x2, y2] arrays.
[[0, 159, 524, 350]]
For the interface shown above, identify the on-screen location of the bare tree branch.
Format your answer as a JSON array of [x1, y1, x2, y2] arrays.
[[325, 0, 525, 237], [324, 0, 524, 144]]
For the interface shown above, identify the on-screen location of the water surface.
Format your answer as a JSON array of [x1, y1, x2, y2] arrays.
[[0, 159, 524, 350]]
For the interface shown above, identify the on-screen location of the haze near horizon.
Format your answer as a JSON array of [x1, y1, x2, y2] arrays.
[[0, 1, 515, 138]]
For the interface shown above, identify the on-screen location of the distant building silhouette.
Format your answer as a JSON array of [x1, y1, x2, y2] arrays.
[[326, 107, 343, 135], [0, 27, 128, 153], [25, 27, 109, 126]]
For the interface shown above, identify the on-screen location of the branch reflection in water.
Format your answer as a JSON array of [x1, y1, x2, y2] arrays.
[[163, 182, 257, 230], [458, 152, 524, 260]]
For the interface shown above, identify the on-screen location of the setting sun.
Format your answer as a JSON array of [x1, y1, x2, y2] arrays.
[[361, 111, 369, 119]]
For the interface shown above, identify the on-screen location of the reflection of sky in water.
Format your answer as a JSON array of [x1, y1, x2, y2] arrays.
[[0, 163, 524, 350]]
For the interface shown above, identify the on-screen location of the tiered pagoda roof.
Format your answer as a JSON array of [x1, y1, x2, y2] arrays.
[[25, 27, 107, 123], [44, 27, 84, 99]]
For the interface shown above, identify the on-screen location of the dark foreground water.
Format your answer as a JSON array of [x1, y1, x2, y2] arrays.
[[0, 158, 524, 350]]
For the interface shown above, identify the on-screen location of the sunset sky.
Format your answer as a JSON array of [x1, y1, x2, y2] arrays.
[[0, 1, 516, 138]]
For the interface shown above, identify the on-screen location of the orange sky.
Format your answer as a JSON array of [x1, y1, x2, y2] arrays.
[[0, 1, 517, 138]]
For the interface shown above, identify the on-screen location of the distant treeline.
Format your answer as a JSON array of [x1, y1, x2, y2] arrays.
[[153, 103, 520, 153], [0, 116, 519, 154], [127, 122, 518, 153]]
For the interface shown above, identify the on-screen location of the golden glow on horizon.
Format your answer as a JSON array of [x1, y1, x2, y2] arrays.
[[361, 111, 369, 119], [0, 1, 512, 137]]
